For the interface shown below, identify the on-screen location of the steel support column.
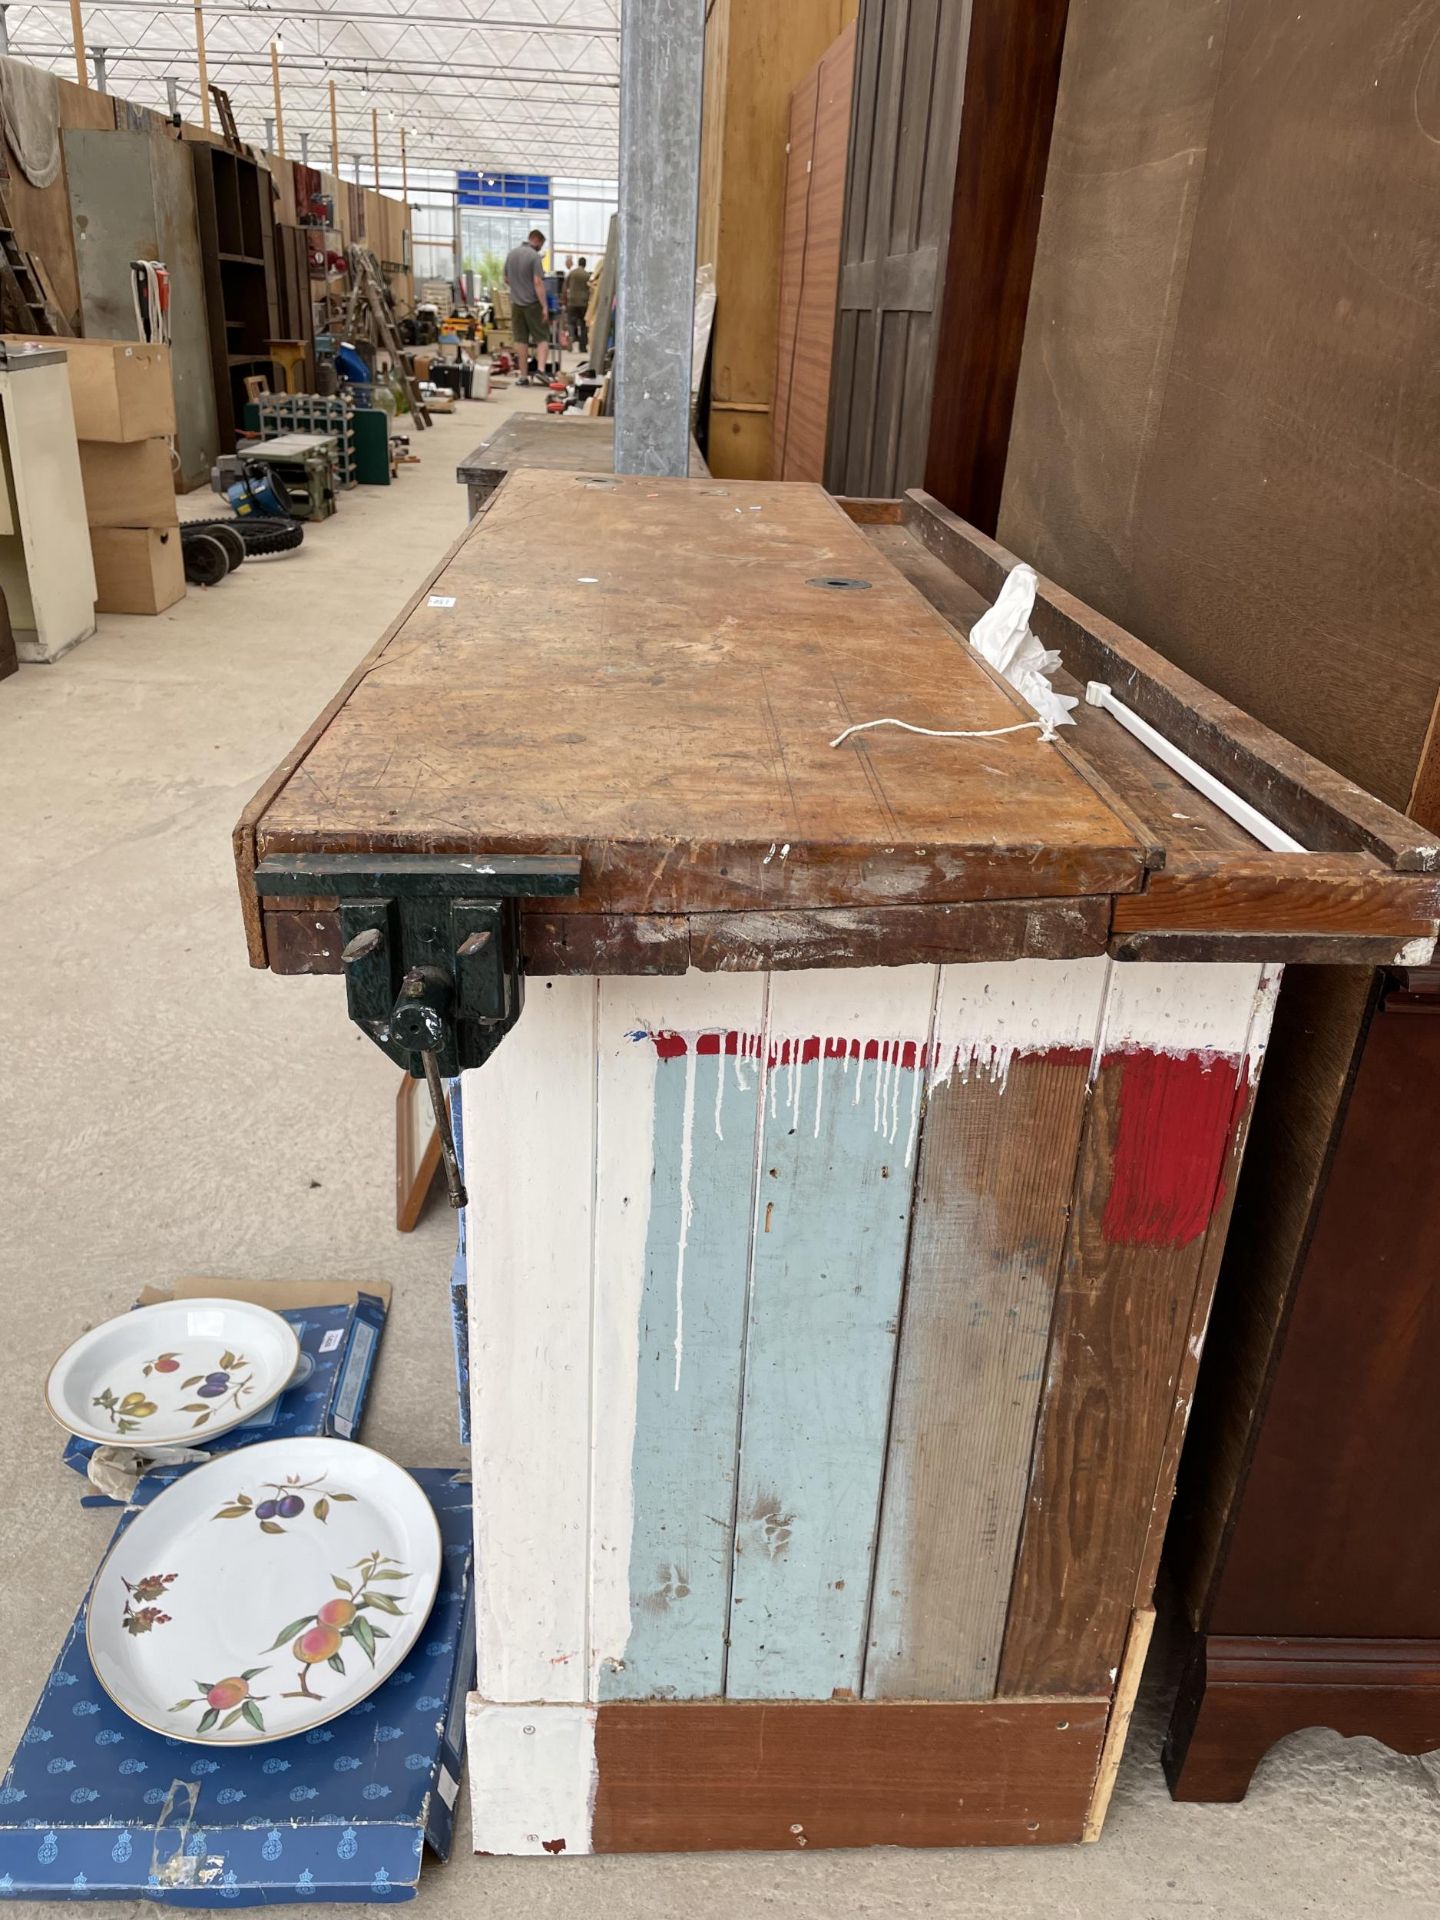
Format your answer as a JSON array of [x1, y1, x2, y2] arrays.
[[614, 0, 703, 477]]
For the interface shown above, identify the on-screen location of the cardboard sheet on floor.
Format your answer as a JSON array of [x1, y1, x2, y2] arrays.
[[61, 1280, 392, 1505], [0, 1467, 473, 1905]]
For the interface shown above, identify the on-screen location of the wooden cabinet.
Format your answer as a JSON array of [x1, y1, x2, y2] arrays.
[[1163, 966, 1440, 1798], [232, 478, 1439, 1854], [190, 143, 280, 453]]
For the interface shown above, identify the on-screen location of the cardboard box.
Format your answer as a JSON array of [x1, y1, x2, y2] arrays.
[[3, 334, 176, 441], [77, 437, 179, 528], [90, 524, 185, 615]]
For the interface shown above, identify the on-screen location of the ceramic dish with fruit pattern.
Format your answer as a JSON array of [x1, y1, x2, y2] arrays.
[[44, 1297, 301, 1447], [87, 1437, 442, 1744]]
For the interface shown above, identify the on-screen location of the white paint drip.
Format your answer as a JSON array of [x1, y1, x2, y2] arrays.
[[1096, 959, 1267, 1060], [674, 1042, 697, 1392], [904, 1061, 923, 1170], [713, 1042, 726, 1141]]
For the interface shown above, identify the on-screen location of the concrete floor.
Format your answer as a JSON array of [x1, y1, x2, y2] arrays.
[[2, 385, 1437, 1918]]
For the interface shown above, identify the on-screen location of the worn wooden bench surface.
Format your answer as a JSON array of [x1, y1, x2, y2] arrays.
[[237, 474, 1440, 974], [456, 414, 707, 511]]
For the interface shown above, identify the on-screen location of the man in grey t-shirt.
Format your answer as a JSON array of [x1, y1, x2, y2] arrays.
[[504, 228, 551, 384]]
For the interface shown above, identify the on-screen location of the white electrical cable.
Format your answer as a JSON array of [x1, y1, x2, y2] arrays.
[[831, 715, 1057, 749]]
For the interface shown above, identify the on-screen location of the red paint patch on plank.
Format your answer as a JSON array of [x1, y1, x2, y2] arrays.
[[638, 1034, 1093, 1073], [1100, 1050, 1245, 1249]]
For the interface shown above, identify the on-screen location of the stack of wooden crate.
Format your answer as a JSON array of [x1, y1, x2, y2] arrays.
[[6, 336, 186, 616]]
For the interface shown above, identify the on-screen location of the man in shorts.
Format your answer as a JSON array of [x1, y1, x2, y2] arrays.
[[565, 255, 591, 355], [505, 228, 551, 384]]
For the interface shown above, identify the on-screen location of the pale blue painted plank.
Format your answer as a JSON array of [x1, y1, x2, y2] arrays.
[[602, 1023, 764, 1701], [726, 967, 937, 1700]]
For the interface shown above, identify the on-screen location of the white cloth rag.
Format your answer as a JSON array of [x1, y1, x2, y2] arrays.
[[969, 563, 1078, 734]]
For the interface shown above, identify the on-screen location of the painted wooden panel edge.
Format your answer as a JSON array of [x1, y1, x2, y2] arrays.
[[468, 1701, 597, 1857], [726, 964, 940, 1698], [1082, 1606, 1156, 1844], [996, 959, 1268, 1696], [1130, 966, 1283, 1611], [463, 974, 596, 1706], [591, 972, 768, 1703], [865, 956, 1109, 1701]]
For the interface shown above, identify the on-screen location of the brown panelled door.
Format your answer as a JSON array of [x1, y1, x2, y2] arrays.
[[824, 0, 971, 498]]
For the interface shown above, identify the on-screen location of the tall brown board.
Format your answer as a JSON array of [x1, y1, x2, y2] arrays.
[[771, 23, 856, 482], [998, 0, 1440, 812], [922, 0, 1072, 533], [824, 0, 971, 498], [698, 0, 858, 480]]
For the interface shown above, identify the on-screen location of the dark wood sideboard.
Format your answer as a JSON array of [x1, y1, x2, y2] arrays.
[[1163, 963, 1440, 1799]]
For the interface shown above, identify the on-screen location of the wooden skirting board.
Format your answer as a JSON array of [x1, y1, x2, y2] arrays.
[[468, 1697, 1109, 1855]]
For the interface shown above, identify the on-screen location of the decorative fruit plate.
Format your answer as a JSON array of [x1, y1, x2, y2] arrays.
[[45, 1297, 301, 1447], [87, 1438, 442, 1744]]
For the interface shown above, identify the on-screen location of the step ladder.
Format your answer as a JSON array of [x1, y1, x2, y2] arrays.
[[344, 246, 430, 430], [0, 182, 62, 334], [210, 85, 243, 154]]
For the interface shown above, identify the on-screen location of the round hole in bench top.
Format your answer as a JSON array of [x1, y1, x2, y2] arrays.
[[806, 576, 873, 591]]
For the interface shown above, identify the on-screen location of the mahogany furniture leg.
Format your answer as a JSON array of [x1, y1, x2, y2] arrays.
[[1165, 1633, 1440, 1803]]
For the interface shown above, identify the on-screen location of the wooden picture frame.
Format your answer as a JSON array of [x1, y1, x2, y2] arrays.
[[394, 1067, 441, 1232]]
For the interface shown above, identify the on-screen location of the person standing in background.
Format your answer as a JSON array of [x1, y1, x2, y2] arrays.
[[504, 228, 551, 385], [565, 255, 592, 357]]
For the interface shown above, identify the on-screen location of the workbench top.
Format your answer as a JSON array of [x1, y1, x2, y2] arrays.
[[236, 477, 1440, 977], [252, 471, 1141, 910]]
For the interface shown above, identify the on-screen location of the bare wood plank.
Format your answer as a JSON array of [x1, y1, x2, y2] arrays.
[[688, 898, 1108, 969], [998, 961, 1263, 1696], [835, 495, 904, 524], [1110, 930, 1435, 967], [1114, 855, 1440, 937], [903, 489, 1440, 872], [1082, 1606, 1156, 1843], [866, 958, 1106, 1701], [588, 1697, 1108, 1851], [523, 912, 690, 976]]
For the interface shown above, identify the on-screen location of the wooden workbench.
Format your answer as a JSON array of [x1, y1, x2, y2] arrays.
[[455, 413, 708, 516], [235, 474, 1439, 1857]]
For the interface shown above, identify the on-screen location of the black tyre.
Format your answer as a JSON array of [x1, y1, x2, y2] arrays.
[[204, 521, 246, 571], [181, 529, 230, 587], [185, 514, 304, 558]]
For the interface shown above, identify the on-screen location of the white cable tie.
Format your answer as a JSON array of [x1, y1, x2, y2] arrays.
[[830, 715, 1058, 749]]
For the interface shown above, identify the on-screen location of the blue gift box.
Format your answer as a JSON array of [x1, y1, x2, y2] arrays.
[[63, 1291, 389, 1505], [448, 1086, 471, 1447], [0, 1468, 473, 1904]]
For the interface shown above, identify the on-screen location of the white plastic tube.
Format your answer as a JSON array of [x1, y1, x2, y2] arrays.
[[1086, 681, 1307, 854]]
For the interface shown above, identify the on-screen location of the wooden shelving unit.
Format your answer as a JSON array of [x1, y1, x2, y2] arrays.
[[191, 142, 280, 451]]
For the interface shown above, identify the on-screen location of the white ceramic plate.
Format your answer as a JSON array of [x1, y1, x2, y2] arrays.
[[87, 1438, 442, 1744], [45, 1297, 301, 1446]]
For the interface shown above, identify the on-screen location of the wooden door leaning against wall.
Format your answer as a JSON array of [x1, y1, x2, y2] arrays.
[[771, 21, 856, 482], [824, 0, 970, 499]]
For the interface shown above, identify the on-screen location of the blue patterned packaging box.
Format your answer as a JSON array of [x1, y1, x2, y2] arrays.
[[448, 1087, 471, 1447], [63, 1293, 389, 1504], [0, 1468, 473, 1905]]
